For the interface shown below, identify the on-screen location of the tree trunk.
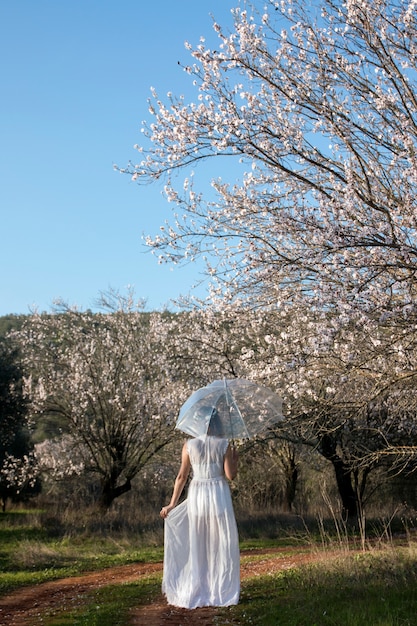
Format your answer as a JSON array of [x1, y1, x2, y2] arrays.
[[282, 457, 298, 513], [99, 478, 132, 509], [319, 434, 358, 519]]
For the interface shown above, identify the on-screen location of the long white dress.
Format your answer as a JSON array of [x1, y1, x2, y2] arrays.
[[162, 435, 240, 608]]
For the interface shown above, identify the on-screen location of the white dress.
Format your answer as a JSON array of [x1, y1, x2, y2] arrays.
[[162, 435, 240, 608]]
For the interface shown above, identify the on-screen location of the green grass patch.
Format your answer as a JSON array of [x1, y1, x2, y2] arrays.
[[0, 509, 164, 595], [3, 508, 417, 625], [0, 542, 164, 596], [10, 547, 417, 626], [30, 576, 162, 626], [217, 547, 417, 625], [240, 536, 304, 551]]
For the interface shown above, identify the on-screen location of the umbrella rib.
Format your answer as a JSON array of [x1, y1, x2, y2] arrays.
[[230, 398, 251, 440], [225, 379, 251, 440]]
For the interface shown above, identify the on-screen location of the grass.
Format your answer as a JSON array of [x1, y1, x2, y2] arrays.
[[16, 548, 417, 626], [32, 576, 162, 626], [217, 548, 417, 625], [1, 507, 417, 625], [0, 509, 164, 595]]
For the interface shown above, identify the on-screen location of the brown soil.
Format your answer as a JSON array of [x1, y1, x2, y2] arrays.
[[0, 548, 338, 626]]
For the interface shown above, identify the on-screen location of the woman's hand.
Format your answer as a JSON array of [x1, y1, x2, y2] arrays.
[[160, 504, 175, 519]]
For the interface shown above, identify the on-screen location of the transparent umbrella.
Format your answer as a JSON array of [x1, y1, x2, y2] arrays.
[[176, 378, 283, 440]]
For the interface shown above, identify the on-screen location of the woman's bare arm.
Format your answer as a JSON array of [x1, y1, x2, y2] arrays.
[[224, 444, 238, 480], [160, 441, 191, 518]]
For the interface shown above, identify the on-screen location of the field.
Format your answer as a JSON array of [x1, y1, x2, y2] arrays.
[[1, 508, 417, 625]]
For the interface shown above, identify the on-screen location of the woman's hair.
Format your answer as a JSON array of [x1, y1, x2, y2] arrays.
[[207, 408, 224, 437]]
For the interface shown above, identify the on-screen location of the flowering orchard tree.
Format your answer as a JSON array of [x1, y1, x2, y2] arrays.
[[17, 295, 186, 508], [0, 453, 38, 512], [164, 304, 257, 386], [125, 0, 417, 325], [34, 435, 89, 485], [120, 0, 417, 484], [184, 302, 417, 517], [164, 305, 311, 511], [253, 306, 417, 516]]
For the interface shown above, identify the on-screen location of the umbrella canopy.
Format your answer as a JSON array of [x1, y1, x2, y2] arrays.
[[176, 378, 283, 440]]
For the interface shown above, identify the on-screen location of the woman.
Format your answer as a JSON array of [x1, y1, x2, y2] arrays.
[[160, 415, 240, 609]]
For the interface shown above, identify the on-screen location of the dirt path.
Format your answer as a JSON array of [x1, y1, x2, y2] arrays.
[[130, 548, 330, 625], [0, 548, 336, 626]]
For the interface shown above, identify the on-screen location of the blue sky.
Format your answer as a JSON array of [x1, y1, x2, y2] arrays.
[[0, 1, 238, 316]]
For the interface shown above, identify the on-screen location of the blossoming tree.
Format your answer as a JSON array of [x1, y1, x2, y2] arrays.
[[126, 0, 416, 319], [17, 293, 187, 508], [121, 0, 417, 477]]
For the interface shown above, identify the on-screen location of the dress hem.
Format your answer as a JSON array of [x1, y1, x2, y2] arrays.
[[163, 593, 240, 610]]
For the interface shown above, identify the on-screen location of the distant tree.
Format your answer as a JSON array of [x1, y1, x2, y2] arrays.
[[0, 315, 26, 338], [177, 303, 417, 519], [17, 292, 187, 509], [244, 439, 300, 513]]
